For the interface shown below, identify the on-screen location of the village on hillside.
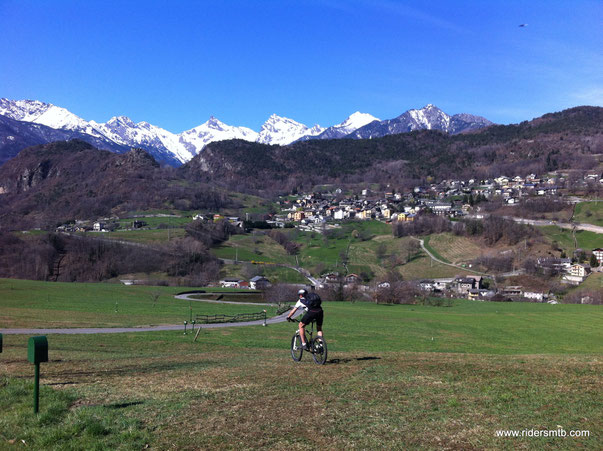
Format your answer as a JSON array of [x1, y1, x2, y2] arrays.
[[55, 170, 602, 302]]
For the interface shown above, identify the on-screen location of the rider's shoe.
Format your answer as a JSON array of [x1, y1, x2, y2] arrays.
[[302, 343, 310, 351]]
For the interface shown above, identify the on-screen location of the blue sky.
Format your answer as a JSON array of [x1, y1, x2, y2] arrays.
[[1, 0, 601, 132]]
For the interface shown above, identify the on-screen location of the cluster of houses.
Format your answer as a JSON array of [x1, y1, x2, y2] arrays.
[[417, 275, 557, 303], [55, 214, 181, 233], [217, 272, 567, 304], [55, 171, 601, 237], [264, 172, 601, 233], [537, 250, 603, 285], [219, 275, 271, 290]]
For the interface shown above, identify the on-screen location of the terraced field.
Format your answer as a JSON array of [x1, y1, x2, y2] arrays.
[[427, 233, 486, 264]]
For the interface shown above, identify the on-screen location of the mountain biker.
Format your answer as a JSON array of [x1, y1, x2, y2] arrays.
[[287, 286, 323, 351]]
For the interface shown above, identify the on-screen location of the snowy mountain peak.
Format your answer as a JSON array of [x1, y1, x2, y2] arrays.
[[107, 116, 135, 127], [267, 113, 285, 122], [350, 104, 492, 139], [203, 116, 228, 130], [0, 98, 493, 166], [340, 111, 379, 129], [298, 111, 380, 141], [0, 98, 92, 132], [257, 114, 323, 145], [0, 99, 50, 121]]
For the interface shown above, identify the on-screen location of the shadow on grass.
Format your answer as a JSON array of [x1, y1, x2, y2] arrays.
[[105, 401, 144, 409], [327, 356, 381, 365]]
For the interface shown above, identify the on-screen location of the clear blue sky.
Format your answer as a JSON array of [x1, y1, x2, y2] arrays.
[[1, 0, 601, 133]]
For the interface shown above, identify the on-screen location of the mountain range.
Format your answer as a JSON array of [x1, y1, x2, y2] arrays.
[[0, 98, 492, 166], [0, 106, 600, 230]]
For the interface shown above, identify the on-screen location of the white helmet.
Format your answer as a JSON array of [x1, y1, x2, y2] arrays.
[[298, 289, 307, 295]]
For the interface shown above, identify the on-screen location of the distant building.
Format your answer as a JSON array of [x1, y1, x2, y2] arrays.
[[345, 274, 362, 285], [454, 277, 476, 295], [419, 280, 435, 291], [523, 291, 548, 302], [249, 276, 271, 290], [568, 264, 590, 278], [220, 278, 244, 288], [500, 286, 522, 297]]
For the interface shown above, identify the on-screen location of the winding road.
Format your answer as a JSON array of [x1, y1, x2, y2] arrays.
[[0, 293, 297, 335]]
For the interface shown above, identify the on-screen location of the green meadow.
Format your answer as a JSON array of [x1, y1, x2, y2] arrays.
[[0, 279, 271, 329], [539, 226, 603, 255], [1, 279, 601, 449], [573, 201, 603, 227]]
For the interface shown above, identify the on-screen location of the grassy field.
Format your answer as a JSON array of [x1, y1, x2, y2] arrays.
[[212, 222, 497, 282], [426, 233, 486, 265], [219, 262, 308, 285], [565, 272, 603, 294], [0, 280, 601, 449], [573, 201, 603, 227], [211, 221, 395, 275], [115, 215, 193, 229], [539, 226, 603, 255], [422, 236, 451, 263], [82, 228, 187, 244], [0, 279, 276, 329], [212, 234, 296, 265]]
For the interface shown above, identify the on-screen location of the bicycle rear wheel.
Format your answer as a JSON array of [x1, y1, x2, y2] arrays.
[[311, 336, 327, 365], [291, 333, 303, 362]]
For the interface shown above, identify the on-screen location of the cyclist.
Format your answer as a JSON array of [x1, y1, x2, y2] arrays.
[[287, 287, 323, 351]]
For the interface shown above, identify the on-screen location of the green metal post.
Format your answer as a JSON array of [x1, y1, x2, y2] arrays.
[[34, 363, 40, 414]]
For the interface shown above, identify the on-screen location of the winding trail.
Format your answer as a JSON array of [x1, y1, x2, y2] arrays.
[[411, 237, 524, 279], [0, 294, 296, 335], [411, 236, 491, 276]]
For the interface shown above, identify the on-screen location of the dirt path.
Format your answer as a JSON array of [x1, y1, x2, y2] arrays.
[[412, 237, 524, 279]]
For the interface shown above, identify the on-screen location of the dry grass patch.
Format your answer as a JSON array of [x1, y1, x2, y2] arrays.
[[428, 233, 486, 264]]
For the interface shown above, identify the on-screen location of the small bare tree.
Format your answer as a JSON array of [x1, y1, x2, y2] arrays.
[[150, 291, 161, 308], [263, 283, 299, 305]]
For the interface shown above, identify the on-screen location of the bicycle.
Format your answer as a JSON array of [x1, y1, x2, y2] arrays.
[[288, 318, 328, 365]]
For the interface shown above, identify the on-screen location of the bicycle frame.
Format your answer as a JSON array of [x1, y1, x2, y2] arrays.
[[290, 317, 327, 364], [292, 318, 315, 350]]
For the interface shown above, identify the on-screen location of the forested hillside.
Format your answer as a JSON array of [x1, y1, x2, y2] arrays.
[[184, 106, 602, 193]]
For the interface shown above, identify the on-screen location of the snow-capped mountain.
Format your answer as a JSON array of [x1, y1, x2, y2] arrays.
[[299, 111, 379, 141], [179, 117, 258, 156], [0, 99, 494, 167], [90, 116, 194, 164], [0, 99, 260, 165], [257, 114, 324, 145], [349, 104, 492, 139], [0, 98, 102, 136]]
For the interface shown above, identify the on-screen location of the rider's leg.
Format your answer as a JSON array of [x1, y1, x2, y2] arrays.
[[298, 321, 307, 345], [317, 311, 324, 338]]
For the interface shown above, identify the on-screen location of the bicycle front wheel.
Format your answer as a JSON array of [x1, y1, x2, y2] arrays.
[[311, 336, 327, 365], [291, 333, 303, 362]]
